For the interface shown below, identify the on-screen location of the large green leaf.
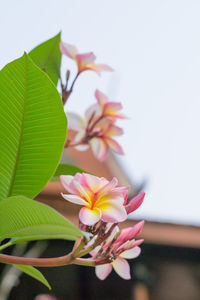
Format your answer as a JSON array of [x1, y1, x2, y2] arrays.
[[14, 264, 51, 289], [29, 32, 61, 86], [0, 53, 67, 201], [0, 196, 82, 242], [51, 164, 86, 181]]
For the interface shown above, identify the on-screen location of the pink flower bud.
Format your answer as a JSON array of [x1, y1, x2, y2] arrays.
[[117, 220, 145, 244], [125, 192, 145, 214]]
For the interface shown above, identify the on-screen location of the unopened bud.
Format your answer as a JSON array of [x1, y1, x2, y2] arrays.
[[125, 192, 145, 214]]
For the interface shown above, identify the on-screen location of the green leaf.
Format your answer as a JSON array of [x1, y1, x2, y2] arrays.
[[29, 32, 61, 86], [51, 164, 86, 181], [0, 53, 67, 201], [0, 196, 82, 243], [14, 264, 51, 289]]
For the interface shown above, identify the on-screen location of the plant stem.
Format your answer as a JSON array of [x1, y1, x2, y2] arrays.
[[62, 73, 79, 105], [0, 241, 14, 252], [0, 251, 96, 267]]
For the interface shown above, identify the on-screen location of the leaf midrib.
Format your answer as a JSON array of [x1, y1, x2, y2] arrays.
[[7, 54, 28, 197]]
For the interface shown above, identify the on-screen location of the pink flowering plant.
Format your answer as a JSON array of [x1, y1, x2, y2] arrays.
[[0, 32, 145, 289]]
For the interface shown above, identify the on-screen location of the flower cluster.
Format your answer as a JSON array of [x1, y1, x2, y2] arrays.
[[59, 41, 145, 281], [93, 222, 144, 280], [61, 173, 145, 280], [67, 89, 127, 161]]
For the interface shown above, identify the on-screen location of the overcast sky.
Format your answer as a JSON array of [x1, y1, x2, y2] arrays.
[[1, 0, 200, 225]]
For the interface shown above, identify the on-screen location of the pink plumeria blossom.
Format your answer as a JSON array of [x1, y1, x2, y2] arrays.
[[60, 41, 113, 75], [60, 173, 128, 226], [66, 89, 126, 161], [93, 222, 144, 280], [67, 113, 124, 161]]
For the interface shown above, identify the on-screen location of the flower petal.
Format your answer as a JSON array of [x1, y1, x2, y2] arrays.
[[75, 144, 90, 151], [105, 137, 124, 154], [73, 181, 92, 203], [95, 264, 112, 280], [120, 246, 141, 259], [104, 102, 122, 113], [76, 52, 96, 73], [60, 175, 76, 194], [61, 193, 88, 206], [98, 201, 127, 223], [76, 52, 96, 66], [95, 89, 108, 108], [106, 125, 124, 137], [87, 64, 114, 76], [79, 207, 101, 226], [66, 112, 86, 131], [90, 137, 109, 162], [97, 192, 124, 205], [112, 257, 131, 280], [60, 175, 73, 187], [60, 41, 78, 59], [73, 131, 89, 152], [83, 173, 108, 193], [97, 177, 118, 198]]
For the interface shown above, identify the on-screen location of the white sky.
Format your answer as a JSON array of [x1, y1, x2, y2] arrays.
[[1, 0, 200, 225]]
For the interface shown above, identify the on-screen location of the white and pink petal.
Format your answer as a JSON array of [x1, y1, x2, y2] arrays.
[[61, 193, 88, 206], [95, 89, 108, 108], [97, 177, 118, 198], [83, 173, 108, 193], [79, 207, 102, 226], [66, 112, 86, 131], [95, 264, 112, 280], [106, 125, 124, 137], [60, 175, 77, 194], [112, 257, 131, 280], [98, 201, 127, 223], [120, 246, 141, 259], [73, 181, 92, 203], [60, 41, 78, 59], [90, 137, 109, 162], [105, 137, 124, 155]]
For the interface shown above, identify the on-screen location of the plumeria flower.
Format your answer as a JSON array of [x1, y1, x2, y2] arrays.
[[66, 89, 126, 161], [60, 173, 128, 226], [93, 221, 144, 280], [60, 41, 113, 75], [67, 113, 124, 161]]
